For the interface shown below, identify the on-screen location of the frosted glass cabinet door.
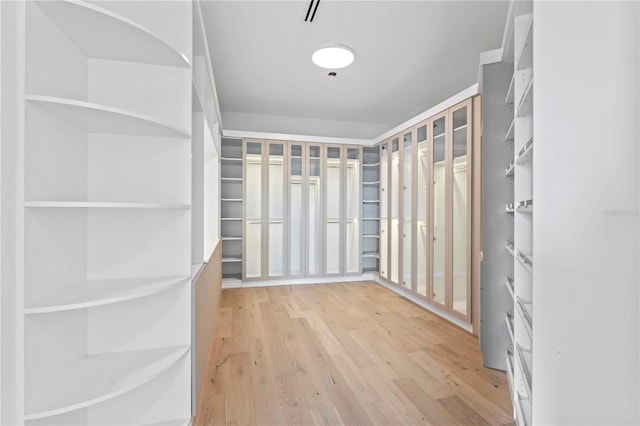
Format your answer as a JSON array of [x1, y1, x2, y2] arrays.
[[416, 124, 429, 297], [245, 142, 262, 279], [268, 143, 285, 278], [402, 132, 412, 290], [289, 144, 304, 277], [380, 143, 389, 279], [431, 116, 446, 306], [345, 148, 360, 274], [390, 138, 400, 285], [325, 146, 342, 275], [308, 146, 322, 276], [452, 104, 470, 318]]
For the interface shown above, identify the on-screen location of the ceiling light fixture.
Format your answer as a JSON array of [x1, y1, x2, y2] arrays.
[[312, 45, 355, 69]]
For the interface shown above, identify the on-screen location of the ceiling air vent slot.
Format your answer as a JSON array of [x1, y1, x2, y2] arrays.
[[304, 0, 320, 22]]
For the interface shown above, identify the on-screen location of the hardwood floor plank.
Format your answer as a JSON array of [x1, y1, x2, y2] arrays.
[[196, 282, 513, 426]]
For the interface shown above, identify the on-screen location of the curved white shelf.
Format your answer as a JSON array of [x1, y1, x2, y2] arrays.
[[25, 201, 189, 209], [26, 96, 190, 138], [24, 276, 189, 314], [35, 0, 190, 68], [24, 346, 190, 420]]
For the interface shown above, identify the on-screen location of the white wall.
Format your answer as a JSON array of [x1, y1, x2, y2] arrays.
[[533, 1, 639, 423]]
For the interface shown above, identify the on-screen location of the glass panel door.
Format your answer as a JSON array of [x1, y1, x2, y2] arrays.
[[345, 148, 360, 274], [325, 146, 342, 275], [380, 142, 389, 279], [402, 132, 412, 290], [452, 104, 470, 317], [416, 124, 429, 297], [431, 116, 446, 306], [244, 141, 262, 279], [268, 142, 284, 277], [390, 138, 400, 285], [308, 145, 322, 276], [289, 144, 304, 277]]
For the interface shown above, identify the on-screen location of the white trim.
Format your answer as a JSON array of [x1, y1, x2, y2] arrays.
[[371, 84, 479, 144], [222, 129, 371, 146], [480, 48, 504, 66], [221, 273, 378, 289], [371, 276, 473, 333]]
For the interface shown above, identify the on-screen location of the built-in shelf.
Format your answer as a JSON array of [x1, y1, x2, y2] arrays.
[[505, 313, 515, 341], [221, 177, 242, 182], [505, 74, 515, 105], [516, 78, 534, 117], [221, 236, 242, 241], [516, 137, 533, 164], [362, 234, 380, 239], [516, 344, 533, 400], [505, 162, 515, 177], [26, 95, 190, 138], [505, 241, 515, 257], [25, 276, 189, 314], [35, 0, 190, 68], [515, 14, 533, 70], [505, 351, 515, 398], [505, 118, 515, 141], [363, 217, 381, 221], [222, 275, 242, 282], [516, 298, 533, 340], [363, 162, 380, 167], [25, 201, 189, 209], [221, 257, 242, 263], [453, 124, 468, 133], [24, 346, 189, 420], [363, 181, 381, 186], [362, 252, 380, 258], [221, 157, 242, 164], [434, 132, 446, 140], [516, 250, 533, 273], [505, 276, 515, 299], [220, 198, 242, 202], [220, 217, 242, 221], [362, 200, 380, 203]]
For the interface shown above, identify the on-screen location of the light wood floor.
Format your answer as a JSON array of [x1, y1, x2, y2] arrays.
[[195, 281, 514, 426]]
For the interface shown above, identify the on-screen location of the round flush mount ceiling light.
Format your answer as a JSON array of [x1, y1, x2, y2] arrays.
[[312, 45, 355, 69]]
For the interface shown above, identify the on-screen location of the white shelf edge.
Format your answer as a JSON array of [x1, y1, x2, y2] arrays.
[[516, 298, 533, 340], [505, 163, 515, 177], [515, 137, 533, 164], [35, 0, 191, 68], [516, 77, 534, 118], [26, 95, 191, 138], [24, 201, 189, 209], [363, 162, 380, 167], [515, 344, 533, 401], [362, 234, 381, 239], [453, 123, 468, 132], [362, 200, 380, 203], [220, 217, 242, 221], [363, 181, 381, 185], [505, 313, 514, 341], [505, 118, 515, 141], [505, 277, 515, 299], [221, 237, 242, 241], [505, 73, 515, 105], [363, 217, 380, 221], [221, 257, 242, 263], [24, 276, 189, 314], [24, 346, 190, 420], [220, 199, 242, 202]]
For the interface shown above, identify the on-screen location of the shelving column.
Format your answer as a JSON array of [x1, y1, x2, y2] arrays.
[[20, 1, 193, 424], [512, 1, 533, 424], [220, 138, 243, 283], [361, 146, 380, 274]]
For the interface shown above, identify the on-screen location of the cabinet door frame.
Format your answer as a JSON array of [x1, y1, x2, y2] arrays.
[[306, 143, 325, 278], [323, 144, 344, 276], [242, 138, 265, 281], [287, 141, 307, 279], [379, 140, 391, 280], [344, 145, 363, 276], [265, 139, 287, 280]]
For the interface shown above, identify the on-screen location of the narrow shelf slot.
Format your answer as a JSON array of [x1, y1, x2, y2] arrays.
[[516, 78, 534, 118], [505, 313, 515, 341], [505, 118, 515, 141], [516, 137, 533, 164], [505, 73, 515, 105], [35, 0, 190, 68], [505, 276, 515, 299], [516, 297, 533, 340], [26, 95, 190, 138], [516, 344, 533, 400], [24, 346, 189, 420]]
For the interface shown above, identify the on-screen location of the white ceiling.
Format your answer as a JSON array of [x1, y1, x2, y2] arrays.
[[201, 1, 509, 139]]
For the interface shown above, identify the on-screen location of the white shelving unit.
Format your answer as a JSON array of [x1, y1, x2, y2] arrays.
[[19, 1, 193, 424], [361, 146, 380, 273], [220, 138, 243, 283]]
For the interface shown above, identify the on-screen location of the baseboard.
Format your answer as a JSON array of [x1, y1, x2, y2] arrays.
[[371, 276, 473, 333], [221, 273, 379, 289]]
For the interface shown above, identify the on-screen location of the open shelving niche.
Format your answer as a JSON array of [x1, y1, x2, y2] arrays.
[[220, 138, 244, 284], [361, 146, 381, 274], [21, 1, 193, 424]]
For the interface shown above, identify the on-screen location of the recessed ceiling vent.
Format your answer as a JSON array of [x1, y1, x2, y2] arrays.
[[304, 0, 320, 23]]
